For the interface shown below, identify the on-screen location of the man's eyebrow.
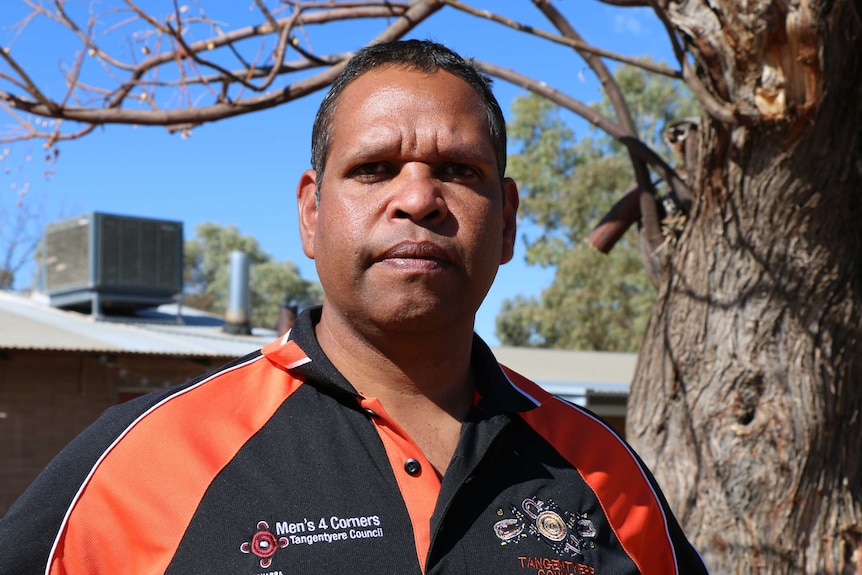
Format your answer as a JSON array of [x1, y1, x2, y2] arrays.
[[342, 130, 496, 166], [344, 126, 401, 157], [437, 143, 498, 172], [341, 138, 401, 164], [441, 144, 495, 162]]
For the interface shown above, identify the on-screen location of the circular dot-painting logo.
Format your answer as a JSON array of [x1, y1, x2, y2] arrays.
[[240, 520, 289, 568]]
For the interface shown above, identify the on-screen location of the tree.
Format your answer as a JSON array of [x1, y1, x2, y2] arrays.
[[497, 66, 698, 351], [0, 193, 40, 290], [0, 149, 59, 291], [184, 222, 322, 329], [2, 2, 861, 571]]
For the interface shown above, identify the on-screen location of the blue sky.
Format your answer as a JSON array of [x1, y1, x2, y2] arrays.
[[1, 1, 674, 345]]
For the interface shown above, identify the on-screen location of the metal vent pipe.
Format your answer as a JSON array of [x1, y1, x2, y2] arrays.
[[223, 250, 252, 335]]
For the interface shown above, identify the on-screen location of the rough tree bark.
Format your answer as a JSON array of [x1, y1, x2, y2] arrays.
[[628, 0, 862, 572]]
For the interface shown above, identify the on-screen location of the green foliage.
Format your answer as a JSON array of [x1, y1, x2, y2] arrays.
[[496, 64, 698, 351], [184, 222, 322, 329]]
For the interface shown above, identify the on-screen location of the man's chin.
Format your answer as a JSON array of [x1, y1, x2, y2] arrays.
[[369, 299, 475, 335]]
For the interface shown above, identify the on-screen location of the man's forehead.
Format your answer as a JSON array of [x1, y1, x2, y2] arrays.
[[328, 69, 493, 158], [337, 67, 484, 119], [336, 65, 482, 112]]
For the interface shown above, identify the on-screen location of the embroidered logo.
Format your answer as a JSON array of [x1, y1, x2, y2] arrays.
[[493, 497, 597, 558], [240, 520, 289, 568]]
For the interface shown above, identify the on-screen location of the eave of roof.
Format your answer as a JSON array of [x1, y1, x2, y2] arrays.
[[492, 345, 636, 387], [0, 291, 274, 357]]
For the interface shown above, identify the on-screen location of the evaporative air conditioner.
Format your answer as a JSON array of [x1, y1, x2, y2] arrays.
[[41, 212, 183, 314]]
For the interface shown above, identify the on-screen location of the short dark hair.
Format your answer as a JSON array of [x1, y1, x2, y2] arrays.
[[310, 40, 507, 188]]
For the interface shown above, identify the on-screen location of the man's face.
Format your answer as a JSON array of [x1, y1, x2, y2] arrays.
[[297, 66, 518, 335]]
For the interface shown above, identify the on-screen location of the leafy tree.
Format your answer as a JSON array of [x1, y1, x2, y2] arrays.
[[497, 66, 698, 351], [184, 222, 322, 329], [3, 2, 861, 571]]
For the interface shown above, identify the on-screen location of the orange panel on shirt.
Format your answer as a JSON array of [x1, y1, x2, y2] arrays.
[[360, 397, 440, 574], [503, 366, 679, 575], [49, 343, 308, 575]]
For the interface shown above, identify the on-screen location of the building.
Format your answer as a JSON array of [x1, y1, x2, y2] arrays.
[[0, 289, 275, 515], [0, 290, 636, 514]]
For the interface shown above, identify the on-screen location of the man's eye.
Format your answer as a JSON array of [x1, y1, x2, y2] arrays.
[[351, 163, 388, 178], [440, 164, 479, 180]]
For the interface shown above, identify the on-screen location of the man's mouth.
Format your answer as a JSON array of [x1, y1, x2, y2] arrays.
[[376, 241, 453, 271]]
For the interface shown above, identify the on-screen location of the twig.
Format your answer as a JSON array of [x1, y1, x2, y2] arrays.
[[443, 0, 679, 79]]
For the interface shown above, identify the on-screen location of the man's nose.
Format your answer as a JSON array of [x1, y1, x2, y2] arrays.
[[387, 166, 449, 224]]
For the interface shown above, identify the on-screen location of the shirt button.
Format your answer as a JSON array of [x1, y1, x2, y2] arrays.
[[404, 458, 421, 476], [363, 408, 378, 418]]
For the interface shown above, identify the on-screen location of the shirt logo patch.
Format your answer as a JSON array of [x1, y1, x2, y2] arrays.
[[494, 497, 597, 559], [240, 521, 289, 568], [239, 514, 385, 570]]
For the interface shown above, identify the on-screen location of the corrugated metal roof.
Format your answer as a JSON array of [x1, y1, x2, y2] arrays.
[[0, 291, 274, 357], [0, 291, 636, 391]]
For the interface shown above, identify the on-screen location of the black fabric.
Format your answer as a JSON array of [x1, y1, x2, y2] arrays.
[[165, 383, 421, 574], [427, 417, 636, 574]]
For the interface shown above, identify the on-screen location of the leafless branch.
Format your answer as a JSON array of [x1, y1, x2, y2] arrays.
[[479, 61, 689, 200], [587, 183, 642, 253], [647, 0, 739, 124], [531, 0, 670, 261], [596, 0, 649, 6], [0, 0, 694, 224], [1, 0, 748, 277], [0, 49, 60, 115], [443, 0, 679, 79], [0, 0, 442, 134]]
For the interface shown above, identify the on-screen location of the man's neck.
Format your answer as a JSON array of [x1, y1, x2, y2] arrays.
[[314, 307, 476, 475]]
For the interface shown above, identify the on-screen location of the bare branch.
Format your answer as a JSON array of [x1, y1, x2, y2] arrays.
[[50, 0, 136, 71], [0, 49, 60, 115], [532, 0, 637, 134], [530, 0, 666, 238], [477, 61, 692, 209], [115, 54, 348, 89], [443, 0, 680, 79], [680, 58, 738, 124], [250, 7, 301, 92], [0, 71, 32, 93], [647, 0, 739, 124], [0, 0, 444, 140], [597, 0, 650, 6], [0, 0, 699, 193], [587, 184, 642, 253], [253, 0, 282, 33], [530, 0, 691, 274]]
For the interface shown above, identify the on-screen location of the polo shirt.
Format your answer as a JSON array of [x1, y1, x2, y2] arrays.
[[0, 307, 708, 575]]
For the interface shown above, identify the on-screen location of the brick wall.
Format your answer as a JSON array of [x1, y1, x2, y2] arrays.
[[0, 350, 227, 516]]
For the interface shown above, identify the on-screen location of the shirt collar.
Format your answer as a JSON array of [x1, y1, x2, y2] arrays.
[[264, 305, 543, 415]]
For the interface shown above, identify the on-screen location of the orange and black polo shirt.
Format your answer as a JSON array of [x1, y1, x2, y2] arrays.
[[0, 307, 708, 575]]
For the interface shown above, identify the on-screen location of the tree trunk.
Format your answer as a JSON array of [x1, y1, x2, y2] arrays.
[[628, 1, 862, 573]]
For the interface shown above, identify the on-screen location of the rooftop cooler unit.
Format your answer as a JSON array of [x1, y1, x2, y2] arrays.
[[41, 212, 183, 314]]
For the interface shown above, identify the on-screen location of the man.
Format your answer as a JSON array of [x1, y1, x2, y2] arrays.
[[0, 40, 708, 574]]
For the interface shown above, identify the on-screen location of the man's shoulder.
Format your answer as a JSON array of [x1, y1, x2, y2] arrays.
[[0, 348, 304, 575]]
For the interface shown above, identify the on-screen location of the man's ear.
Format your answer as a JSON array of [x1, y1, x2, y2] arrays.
[[297, 169, 318, 260], [500, 177, 519, 265]]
